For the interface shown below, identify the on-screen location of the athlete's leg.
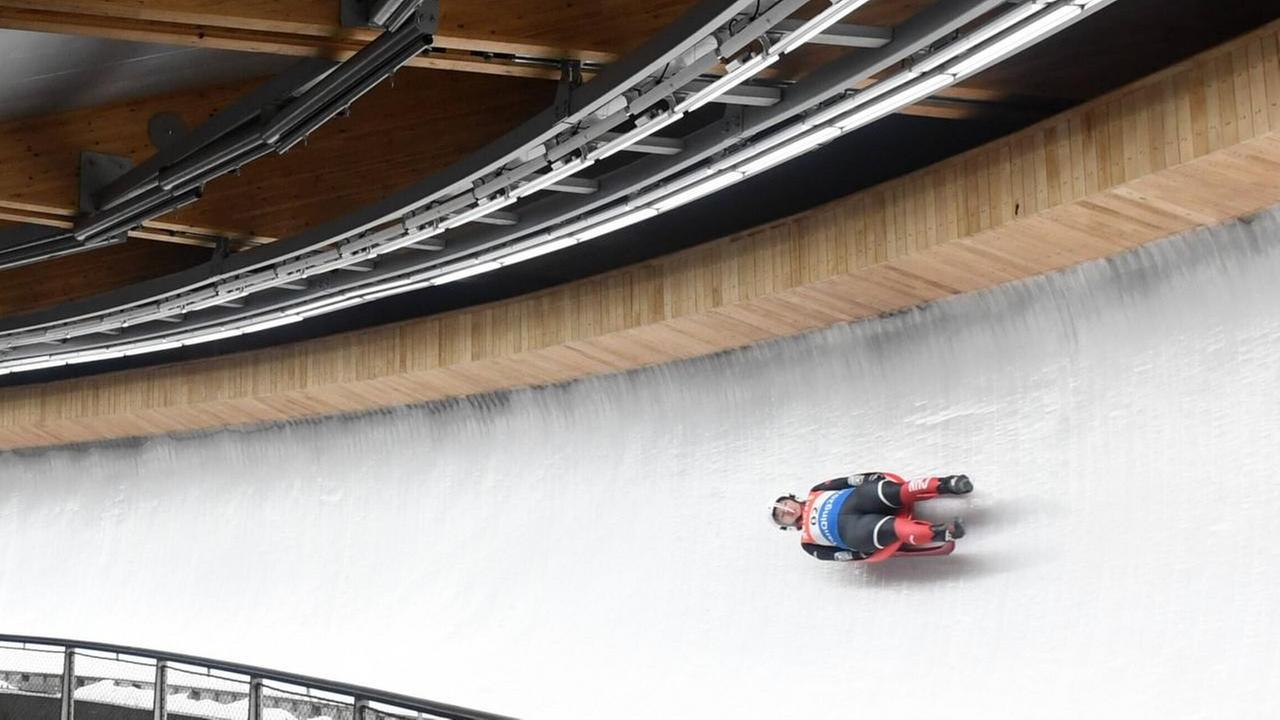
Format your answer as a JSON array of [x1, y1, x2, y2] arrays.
[[899, 474, 974, 506], [849, 477, 906, 514], [842, 512, 966, 553]]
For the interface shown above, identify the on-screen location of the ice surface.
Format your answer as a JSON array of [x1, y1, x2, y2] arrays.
[[4, 205, 1280, 719]]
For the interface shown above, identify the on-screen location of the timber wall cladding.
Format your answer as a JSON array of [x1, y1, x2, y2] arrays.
[[2, 20, 1280, 449]]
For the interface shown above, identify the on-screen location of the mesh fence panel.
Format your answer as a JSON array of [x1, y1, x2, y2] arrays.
[[72, 650, 157, 712], [165, 664, 252, 720], [1, 643, 491, 720], [261, 680, 354, 720], [0, 643, 66, 698]]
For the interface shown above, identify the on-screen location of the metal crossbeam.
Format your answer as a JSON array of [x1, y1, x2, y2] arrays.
[[771, 19, 892, 48], [596, 133, 684, 155], [546, 176, 599, 194], [682, 80, 782, 106]]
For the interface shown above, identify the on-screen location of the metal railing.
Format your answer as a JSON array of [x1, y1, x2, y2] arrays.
[[0, 635, 517, 720]]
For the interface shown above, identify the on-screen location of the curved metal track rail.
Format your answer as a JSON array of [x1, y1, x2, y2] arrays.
[[0, 0, 1118, 376], [0, 633, 516, 720]]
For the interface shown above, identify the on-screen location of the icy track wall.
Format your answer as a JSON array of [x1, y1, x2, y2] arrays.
[[5, 205, 1280, 720]]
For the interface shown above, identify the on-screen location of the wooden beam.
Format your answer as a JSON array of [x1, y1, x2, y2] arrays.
[[0, 237, 209, 317], [0, 67, 554, 243], [0, 1, 704, 79], [3, 18, 1280, 450]]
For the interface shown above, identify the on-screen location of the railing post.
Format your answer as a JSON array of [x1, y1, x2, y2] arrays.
[[153, 660, 168, 720], [247, 677, 263, 720], [354, 698, 369, 720], [59, 648, 75, 720]]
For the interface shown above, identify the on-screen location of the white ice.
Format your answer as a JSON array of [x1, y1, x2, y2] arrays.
[[3, 204, 1280, 719]]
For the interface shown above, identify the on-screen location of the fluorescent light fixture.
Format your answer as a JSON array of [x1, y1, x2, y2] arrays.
[[181, 328, 244, 345], [374, 225, 442, 256], [68, 351, 125, 364], [512, 157, 595, 198], [290, 294, 357, 317], [433, 261, 501, 285], [771, 0, 876, 55], [6, 357, 67, 371], [803, 71, 921, 127], [498, 236, 579, 265], [676, 53, 778, 113], [591, 111, 685, 160], [363, 278, 434, 300], [652, 170, 745, 212], [714, 122, 810, 172], [297, 296, 364, 318], [122, 341, 183, 357], [833, 73, 954, 131], [913, 2, 1045, 73], [575, 207, 659, 241], [736, 126, 840, 176], [241, 314, 303, 334], [439, 195, 516, 230], [947, 4, 1081, 78]]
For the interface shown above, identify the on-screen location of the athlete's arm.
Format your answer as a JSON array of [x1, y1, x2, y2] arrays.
[[809, 472, 887, 493]]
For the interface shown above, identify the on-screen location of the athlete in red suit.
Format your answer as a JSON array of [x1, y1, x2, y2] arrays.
[[771, 472, 971, 562]]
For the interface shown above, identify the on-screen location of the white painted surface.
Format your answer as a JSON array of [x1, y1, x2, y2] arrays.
[[4, 206, 1280, 719]]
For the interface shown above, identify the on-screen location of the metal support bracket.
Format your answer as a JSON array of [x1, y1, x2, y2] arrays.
[[342, 0, 438, 32], [554, 59, 584, 120], [148, 112, 189, 153], [79, 151, 134, 215]]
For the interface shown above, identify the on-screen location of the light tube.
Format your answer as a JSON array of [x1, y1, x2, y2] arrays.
[[374, 225, 442, 256], [68, 351, 125, 364], [439, 195, 516, 230], [498, 236, 580, 265], [6, 357, 67, 371], [771, 0, 876, 56], [574, 208, 659, 241], [363, 278, 434, 300], [947, 4, 1081, 79], [803, 71, 921, 127], [122, 341, 182, 357], [652, 171, 746, 212], [591, 111, 685, 160], [297, 296, 364, 317], [912, 2, 1046, 73], [288, 294, 354, 317], [433, 261, 501, 285], [833, 73, 954, 131], [736, 126, 840, 176], [714, 122, 810, 171], [181, 328, 244, 345], [676, 52, 778, 112], [512, 157, 595, 198], [240, 315, 303, 333]]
